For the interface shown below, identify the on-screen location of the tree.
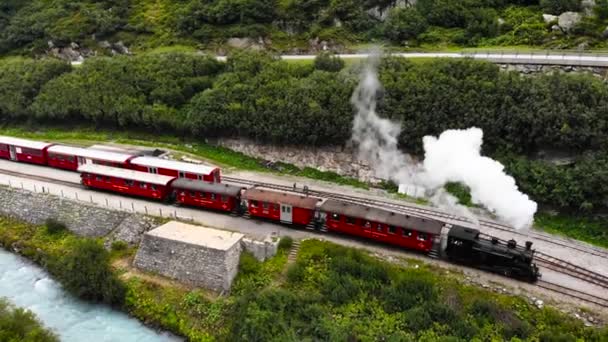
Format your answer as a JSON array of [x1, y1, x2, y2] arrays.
[[47, 239, 125, 305], [314, 52, 345, 72], [383, 8, 429, 43]]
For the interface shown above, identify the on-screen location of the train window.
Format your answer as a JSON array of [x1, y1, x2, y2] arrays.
[[105, 176, 111, 182], [96, 175, 102, 181], [190, 191, 196, 197], [199, 192, 206, 198], [211, 193, 217, 200], [125, 180, 134, 186], [376, 224, 383, 232], [262, 202, 268, 209], [346, 217, 356, 225], [151, 185, 157, 191], [221, 195, 227, 202], [402, 229, 413, 238], [363, 221, 371, 229], [198, 175, 203, 180], [417, 233, 427, 241], [281, 206, 285, 213], [330, 213, 339, 220], [275, 204, 279, 211], [287, 207, 291, 213], [250, 200, 258, 208], [0, 145, 6, 151], [140, 183, 147, 189], [180, 191, 186, 196], [388, 226, 396, 234]]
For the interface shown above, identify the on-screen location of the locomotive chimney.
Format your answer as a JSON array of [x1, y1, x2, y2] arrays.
[[507, 239, 516, 248], [525, 241, 533, 250]]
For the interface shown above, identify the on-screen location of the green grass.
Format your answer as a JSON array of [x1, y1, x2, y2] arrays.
[[1, 216, 606, 341], [534, 213, 608, 249]]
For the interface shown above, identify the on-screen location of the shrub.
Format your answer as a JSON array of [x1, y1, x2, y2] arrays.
[[47, 238, 125, 305], [278, 236, 294, 251], [110, 240, 128, 252], [313, 53, 345, 72], [0, 298, 58, 342], [540, 0, 581, 15], [44, 218, 66, 234], [238, 251, 262, 275]]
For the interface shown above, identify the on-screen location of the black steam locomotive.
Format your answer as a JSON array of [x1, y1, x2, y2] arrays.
[[445, 226, 540, 282]]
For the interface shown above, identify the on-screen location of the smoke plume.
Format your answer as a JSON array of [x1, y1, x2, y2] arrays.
[[350, 53, 537, 229]]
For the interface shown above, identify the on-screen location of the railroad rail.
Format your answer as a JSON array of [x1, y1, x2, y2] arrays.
[[536, 280, 608, 308], [222, 176, 608, 260], [3, 168, 608, 303]]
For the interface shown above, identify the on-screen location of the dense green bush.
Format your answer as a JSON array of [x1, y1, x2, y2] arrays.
[[383, 7, 429, 43], [0, 0, 603, 53], [540, 0, 581, 15], [44, 218, 66, 235], [277, 236, 293, 251], [47, 239, 125, 305], [313, 52, 345, 72], [0, 298, 58, 342]]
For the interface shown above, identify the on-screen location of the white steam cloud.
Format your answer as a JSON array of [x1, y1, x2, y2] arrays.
[[350, 53, 537, 229]]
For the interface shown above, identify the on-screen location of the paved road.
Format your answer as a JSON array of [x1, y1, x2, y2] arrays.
[[70, 51, 608, 67], [218, 51, 608, 67]]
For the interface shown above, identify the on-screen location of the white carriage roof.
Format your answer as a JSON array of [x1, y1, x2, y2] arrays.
[[146, 221, 243, 251], [77, 164, 175, 185], [0, 136, 53, 150], [47, 145, 134, 163], [130, 156, 218, 175]]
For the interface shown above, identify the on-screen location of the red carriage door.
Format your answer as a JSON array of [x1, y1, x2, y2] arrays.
[[280, 203, 293, 224], [8, 146, 16, 161]]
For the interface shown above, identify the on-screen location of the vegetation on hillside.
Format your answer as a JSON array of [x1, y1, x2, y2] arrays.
[[1, 52, 607, 215], [0, 298, 58, 342], [2, 0, 608, 54], [0, 216, 606, 341]]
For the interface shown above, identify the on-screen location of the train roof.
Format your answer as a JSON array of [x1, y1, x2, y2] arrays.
[[130, 156, 218, 175], [449, 225, 535, 259], [48, 145, 134, 163], [78, 164, 175, 185], [0, 136, 54, 150], [172, 178, 242, 197], [320, 199, 444, 235], [242, 188, 320, 209]]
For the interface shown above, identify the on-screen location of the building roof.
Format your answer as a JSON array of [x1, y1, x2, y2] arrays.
[[77, 164, 176, 185], [130, 156, 218, 175], [146, 221, 244, 250], [0, 136, 54, 150], [319, 199, 444, 235], [48, 145, 134, 163], [172, 178, 242, 197], [242, 188, 320, 209]]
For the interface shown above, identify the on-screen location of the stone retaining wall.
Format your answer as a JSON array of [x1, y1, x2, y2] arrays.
[[0, 187, 158, 243], [242, 236, 279, 261]]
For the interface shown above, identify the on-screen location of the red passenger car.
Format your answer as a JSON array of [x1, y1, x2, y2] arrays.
[[242, 188, 320, 225], [47, 145, 135, 171], [78, 164, 176, 200], [130, 156, 221, 183], [319, 200, 444, 252], [172, 178, 243, 212], [0, 136, 54, 165]]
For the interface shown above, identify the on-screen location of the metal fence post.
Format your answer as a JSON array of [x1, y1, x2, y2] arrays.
[[90, 195, 93, 203], [145, 206, 148, 215], [131, 202, 135, 212], [61, 190, 64, 197], [159, 208, 163, 217], [106, 198, 109, 207], [75, 192, 78, 200], [119, 200, 122, 209], [34, 185, 37, 192], [21, 182, 23, 189]]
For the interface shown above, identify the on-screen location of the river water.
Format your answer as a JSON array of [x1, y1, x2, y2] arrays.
[[0, 248, 181, 342]]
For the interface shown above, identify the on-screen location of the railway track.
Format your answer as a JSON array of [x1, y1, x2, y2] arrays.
[[536, 280, 608, 308], [222, 176, 608, 260], [3, 168, 608, 307]]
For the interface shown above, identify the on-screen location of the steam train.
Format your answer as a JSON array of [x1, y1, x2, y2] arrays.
[[0, 135, 540, 282]]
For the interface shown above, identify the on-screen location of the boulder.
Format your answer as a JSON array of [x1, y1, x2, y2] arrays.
[[558, 12, 582, 32], [551, 24, 562, 32], [227, 37, 251, 48], [582, 0, 596, 15], [543, 14, 558, 23]]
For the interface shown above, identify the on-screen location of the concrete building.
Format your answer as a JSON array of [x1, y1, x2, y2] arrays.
[[133, 221, 244, 292]]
